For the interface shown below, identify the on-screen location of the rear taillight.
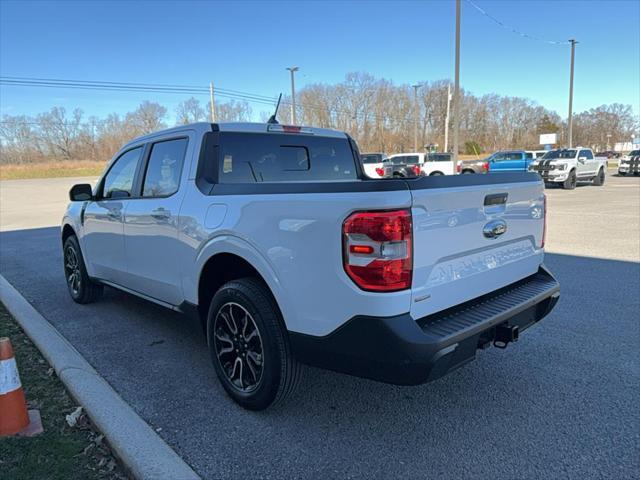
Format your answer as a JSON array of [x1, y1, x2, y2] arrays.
[[342, 210, 412, 292], [483, 162, 489, 172], [411, 165, 421, 176], [456, 163, 461, 173], [375, 167, 385, 177], [541, 194, 547, 249]]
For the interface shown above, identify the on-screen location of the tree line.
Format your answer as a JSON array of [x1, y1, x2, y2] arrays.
[[1, 72, 637, 164]]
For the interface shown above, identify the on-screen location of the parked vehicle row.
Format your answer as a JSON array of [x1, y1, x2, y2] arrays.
[[362, 146, 614, 190], [618, 149, 640, 176], [62, 121, 559, 410]]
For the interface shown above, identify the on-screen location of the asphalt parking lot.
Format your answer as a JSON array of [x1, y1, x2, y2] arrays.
[[1, 173, 638, 479]]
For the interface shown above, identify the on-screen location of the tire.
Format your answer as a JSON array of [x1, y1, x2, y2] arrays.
[[461, 170, 474, 174], [429, 171, 444, 176], [206, 278, 301, 410], [618, 172, 626, 176], [563, 170, 577, 190], [63, 235, 103, 304], [593, 168, 605, 186]]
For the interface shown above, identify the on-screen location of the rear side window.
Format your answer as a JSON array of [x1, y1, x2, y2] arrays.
[[102, 147, 143, 198], [218, 133, 356, 183], [142, 138, 188, 197]]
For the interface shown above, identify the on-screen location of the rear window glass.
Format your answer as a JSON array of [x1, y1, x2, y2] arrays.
[[361, 154, 382, 164], [218, 132, 357, 183], [427, 153, 452, 162]]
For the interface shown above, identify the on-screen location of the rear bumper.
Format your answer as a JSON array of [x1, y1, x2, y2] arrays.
[[290, 265, 560, 385]]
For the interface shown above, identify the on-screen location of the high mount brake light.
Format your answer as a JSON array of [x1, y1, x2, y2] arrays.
[[342, 210, 412, 292], [266, 124, 313, 134]]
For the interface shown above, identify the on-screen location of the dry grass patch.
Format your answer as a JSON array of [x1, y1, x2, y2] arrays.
[[0, 161, 106, 180]]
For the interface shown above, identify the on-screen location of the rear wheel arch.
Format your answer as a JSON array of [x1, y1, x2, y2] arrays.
[[197, 253, 282, 332], [429, 171, 444, 176]]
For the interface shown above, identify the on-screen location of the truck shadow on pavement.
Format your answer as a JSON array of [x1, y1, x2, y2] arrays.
[[1, 226, 638, 479]]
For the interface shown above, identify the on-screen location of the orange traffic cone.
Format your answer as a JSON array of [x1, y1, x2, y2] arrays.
[[0, 337, 43, 436]]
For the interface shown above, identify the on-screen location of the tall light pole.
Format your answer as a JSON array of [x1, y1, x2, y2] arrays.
[[452, 0, 461, 163], [444, 84, 452, 153], [567, 39, 577, 148], [412, 84, 420, 151], [286, 66, 299, 124]]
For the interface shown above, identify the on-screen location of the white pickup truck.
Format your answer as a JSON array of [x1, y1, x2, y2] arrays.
[[528, 147, 607, 189], [387, 152, 456, 176], [61, 122, 559, 410]]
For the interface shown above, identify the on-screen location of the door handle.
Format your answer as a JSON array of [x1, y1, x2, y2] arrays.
[[151, 208, 170, 220]]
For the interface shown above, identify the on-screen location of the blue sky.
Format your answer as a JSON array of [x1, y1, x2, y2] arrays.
[[1, 0, 638, 123]]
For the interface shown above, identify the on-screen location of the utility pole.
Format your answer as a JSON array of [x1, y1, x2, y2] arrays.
[[286, 66, 299, 124], [412, 84, 420, 151], [444, 84, 452, 153], [214, 82, 216, 123], [452, 0, 461, 163], [567, 39, 577, 148]]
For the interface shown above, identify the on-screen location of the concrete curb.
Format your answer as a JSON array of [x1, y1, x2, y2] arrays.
[[0, 274, 200, 480]]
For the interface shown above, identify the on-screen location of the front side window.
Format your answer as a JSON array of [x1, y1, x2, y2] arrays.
[[142, 138, 188, 197], [218, 133, 357, 183], [102, 147, 143, 198]]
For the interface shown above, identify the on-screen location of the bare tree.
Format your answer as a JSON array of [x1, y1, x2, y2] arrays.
[[126, 101, 167, 135], [176, 97, 206, 124]]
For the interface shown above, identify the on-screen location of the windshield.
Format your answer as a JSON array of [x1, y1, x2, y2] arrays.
[[630, 150, 640, 156], [542, 149, 577, 159], [361, 154, 383, 164]]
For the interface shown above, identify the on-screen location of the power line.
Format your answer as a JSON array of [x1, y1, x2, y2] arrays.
[[466, 0, 570, 46], [0, 76, 415, 124]]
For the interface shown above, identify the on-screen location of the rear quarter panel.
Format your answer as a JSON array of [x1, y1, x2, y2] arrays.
[[178, 185, 414, 336]]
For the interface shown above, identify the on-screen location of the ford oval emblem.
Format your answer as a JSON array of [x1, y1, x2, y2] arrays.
[[483, 219, 507, 239]]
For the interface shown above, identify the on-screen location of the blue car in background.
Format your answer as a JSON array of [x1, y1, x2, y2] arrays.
[[486, 150, 534, 172]]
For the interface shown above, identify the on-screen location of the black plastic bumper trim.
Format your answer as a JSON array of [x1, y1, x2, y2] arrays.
[[289, 265, 560, 385]]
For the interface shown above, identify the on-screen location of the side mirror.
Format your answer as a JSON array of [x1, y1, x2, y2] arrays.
[[69, 183, 93, 201], [578, 156, 587, 163]]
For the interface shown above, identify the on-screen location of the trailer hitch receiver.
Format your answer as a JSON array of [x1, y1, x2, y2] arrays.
[[493, 324, 519, 349]]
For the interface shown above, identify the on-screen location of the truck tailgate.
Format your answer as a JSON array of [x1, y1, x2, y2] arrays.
[[407, 173, 545, 320]]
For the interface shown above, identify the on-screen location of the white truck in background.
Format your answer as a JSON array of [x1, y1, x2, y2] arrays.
[[360, 152, 388, 178], [387, 153, 456, 176], [528, 147, 607, 189]]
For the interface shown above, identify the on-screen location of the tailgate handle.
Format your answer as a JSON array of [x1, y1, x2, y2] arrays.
[[484, 193, 508, 206]]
